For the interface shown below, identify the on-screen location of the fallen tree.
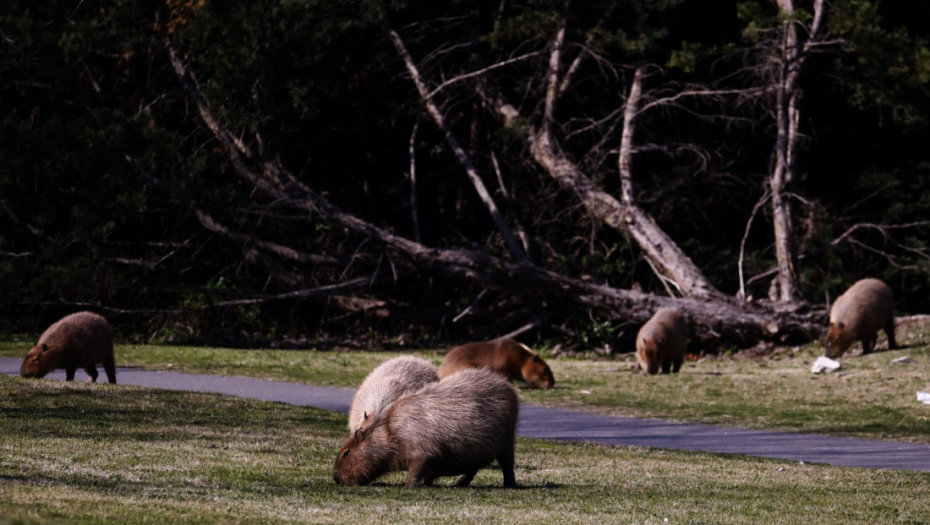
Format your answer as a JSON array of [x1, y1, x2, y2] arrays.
[[166, 37, 826, 349]]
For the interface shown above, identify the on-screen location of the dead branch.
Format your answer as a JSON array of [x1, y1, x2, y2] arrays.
[[384, 21, 528, 262]]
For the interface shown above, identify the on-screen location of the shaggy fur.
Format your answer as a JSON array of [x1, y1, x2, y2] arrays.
[[636, 308, 689, 375], [824, 278, 897, 358], [20, 311, 116, 383], [438, 338, 554, 389], [333, 367, 519, 488], [348, 356, 438, 432]]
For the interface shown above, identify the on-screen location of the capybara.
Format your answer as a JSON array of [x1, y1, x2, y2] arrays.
[[333, 367, 519, 488], [824, 278, 897, 358], [348, 356, 438, 432], [636, 307, 689, 375], [20, 311, 116, 383], [438, 338, 554, 389]]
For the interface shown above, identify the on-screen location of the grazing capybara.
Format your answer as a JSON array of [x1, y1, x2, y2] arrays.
[[20, 311, 116, 383], [636, 307, 689, 375], [333, 367, 519, 488], [348, 356, 438, 432], [438, 338, 554, 389], [824, 278, 897, 358]]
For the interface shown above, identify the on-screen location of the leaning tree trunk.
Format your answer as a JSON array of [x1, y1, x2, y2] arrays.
[[475, 29, 722, 299]]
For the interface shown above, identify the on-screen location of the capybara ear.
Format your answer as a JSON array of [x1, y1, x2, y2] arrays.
[[533, 355, 541, 363], [837, 322, 845, 330], [354, 429, 366, 443]]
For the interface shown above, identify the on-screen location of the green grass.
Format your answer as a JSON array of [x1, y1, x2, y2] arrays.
[[2, 376, 929, 524], [2, 319, 929, 444]]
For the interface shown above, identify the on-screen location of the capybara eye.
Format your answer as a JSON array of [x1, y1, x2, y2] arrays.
[[342, 450, 350, 459]]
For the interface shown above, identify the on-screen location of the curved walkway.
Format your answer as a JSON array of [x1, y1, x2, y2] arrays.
[[3, 356, 930, 473]]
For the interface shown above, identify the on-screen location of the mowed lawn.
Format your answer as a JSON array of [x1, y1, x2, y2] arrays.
[[1, 318, 929, 523], [5, 316, 927, 443], [2, 376, 930, 524]]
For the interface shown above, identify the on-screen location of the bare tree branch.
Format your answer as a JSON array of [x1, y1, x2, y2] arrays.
[[384, 20, 528, 262]]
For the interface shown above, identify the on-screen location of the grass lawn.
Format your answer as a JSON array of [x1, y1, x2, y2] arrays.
[[4, 317, 927, 443], [2, 376, 929, 524]]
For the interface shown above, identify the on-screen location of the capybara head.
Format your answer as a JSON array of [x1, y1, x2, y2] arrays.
[[20, 343, 56, 378], [824, 321, 853, 358], [522, 354, 555, 389], [333, 424, 393, 486]]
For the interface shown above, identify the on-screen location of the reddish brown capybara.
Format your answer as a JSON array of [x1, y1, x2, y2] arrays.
[[636, 307, 689, 375], [333, 367, 519, 488], [824, 278, 897, 358], [20, 311, 116, 383], [437, 338, 554, 389], [348, 356, 438, 432]]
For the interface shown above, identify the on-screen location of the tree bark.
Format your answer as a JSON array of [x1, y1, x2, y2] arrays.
[[768, 0, 826, 302]]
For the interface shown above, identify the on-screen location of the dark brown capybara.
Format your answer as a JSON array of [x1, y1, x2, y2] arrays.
[[333, 367, 519, 488], [437, 338, 554, 389], [20, 311, 115, 383], [824, 278, 897, 358], [636, 307, 689, 375], [348, 356, 438, 432]]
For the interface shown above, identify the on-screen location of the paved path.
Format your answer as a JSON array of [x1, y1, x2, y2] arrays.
[[4, 356, 930, 473]]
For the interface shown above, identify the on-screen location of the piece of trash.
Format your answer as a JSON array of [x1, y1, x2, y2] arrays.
[[918, 391, 930, 405], [810, 355, 841, 374], [891, 356, 913, 364], [579, 390, 593, 395]]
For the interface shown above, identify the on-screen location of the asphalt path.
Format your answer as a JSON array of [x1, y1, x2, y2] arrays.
[[4, 356, 930, 473]]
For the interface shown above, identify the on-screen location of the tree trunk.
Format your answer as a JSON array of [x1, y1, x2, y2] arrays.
[[768, 0, 826, 302]]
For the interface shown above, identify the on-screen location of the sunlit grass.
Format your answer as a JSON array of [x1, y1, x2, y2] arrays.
[[2, 376, 929, 524], [2, 317, 928, 443]]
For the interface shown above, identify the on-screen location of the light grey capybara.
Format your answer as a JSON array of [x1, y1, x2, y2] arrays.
[[824, 278, 897, 358], [348, 356, 438, 432], [636, 307, 689, 375], [20, 311, 116, 383], [333, 367, 519, 488], [438, 338, 554, 389]]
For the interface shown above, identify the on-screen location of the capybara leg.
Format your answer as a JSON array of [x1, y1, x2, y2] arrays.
[[661, 359, 672, 374], [404, 462, 433, 488], [672, 357, 683, 373], [84, 367, 99, 383], [885, 319, 898, 349], [103, 357, 117, 384], [453, 470, 478, 488], [65, 367, 76, 381], [861, 337, 875, 355], [497, 445, 517, 488]]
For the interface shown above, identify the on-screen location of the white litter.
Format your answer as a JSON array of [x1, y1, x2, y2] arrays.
[[891, 356, 913, 364], [917, 392, 930, 405], [810, 355, 841, 374]]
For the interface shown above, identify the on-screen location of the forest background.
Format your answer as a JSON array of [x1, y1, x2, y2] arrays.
[[2, 0, 929, 353]]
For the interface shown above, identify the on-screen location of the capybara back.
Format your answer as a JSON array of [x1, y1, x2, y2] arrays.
[[348, 356, 438, 431]]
